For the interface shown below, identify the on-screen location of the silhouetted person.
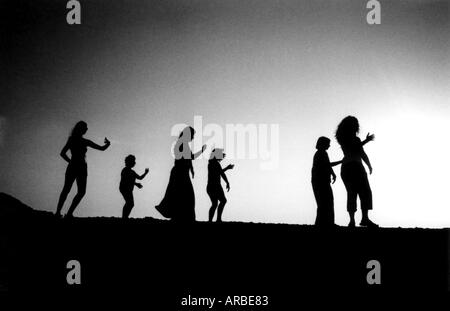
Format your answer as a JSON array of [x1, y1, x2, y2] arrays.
[[155, 126, 206, 222], [120, 155, 149, 219], [312, 137, 342, 227], [335, 116, 377, 228], [55, 121, 111, 218], [207, 148, 234, 222]]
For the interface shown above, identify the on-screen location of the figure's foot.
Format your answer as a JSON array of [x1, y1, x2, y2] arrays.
[[360, 219, 379, 228], [348, 220, 355, 228]]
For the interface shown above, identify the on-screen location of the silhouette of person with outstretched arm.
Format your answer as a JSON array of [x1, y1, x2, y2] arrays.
[[207, 148, 234, 222], [120, 155, 149, 219], [155, 126, 206, 222], [311, 137, 342, 227], [335, 116, 377, 227], [55, 121, 111, 218]]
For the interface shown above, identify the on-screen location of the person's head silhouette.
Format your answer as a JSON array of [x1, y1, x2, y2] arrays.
[[336, 116, 360, 145], [316, 137, 331, 151], [210, 148, 225, 161], [71, 121, 88, 138], [179, 126, 195, 142], [125, 155, 136, 168]]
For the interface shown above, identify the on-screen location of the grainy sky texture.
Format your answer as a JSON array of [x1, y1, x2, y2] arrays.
[[2, 0, 449, 227]]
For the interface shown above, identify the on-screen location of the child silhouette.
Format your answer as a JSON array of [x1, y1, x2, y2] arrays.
[[207, 148, 234, 222], [311, 137, 342, 227], [120, 155, 149, 219]]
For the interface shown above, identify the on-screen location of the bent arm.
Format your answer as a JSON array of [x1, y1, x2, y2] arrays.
[[222, 164, 234, 172], [192, 150, 202, 159], [86, 139, 110, 151], [362, 133, 375, 146], [192, 144, 207, 159], [330, 160, 343, 167], [60, 142, 71, 163], [220, 171, 229, 185], [137, 171, 149, 180]]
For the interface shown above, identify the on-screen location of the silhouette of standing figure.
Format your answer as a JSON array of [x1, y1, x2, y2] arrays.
[[335, 116, 377, 228], [207, 148, 234, 222], [55, 121, 111, 218], [155, 126, 206, 222], [120, 155, 149, 219], [312, 137, 342, 227]]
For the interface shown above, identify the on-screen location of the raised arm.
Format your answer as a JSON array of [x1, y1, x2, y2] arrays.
[[60, 140, 71, 163], [192, 144, 207, 159], [222, 164, 235, 172], [137, 168, 149, 180], [361, 133, 375, 146], [86, 137, 111, 151]]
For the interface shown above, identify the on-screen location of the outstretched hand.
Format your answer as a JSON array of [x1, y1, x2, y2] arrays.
[[145, 168, 150, 174], [366, 133, 375, 142], [227, 164, 235, 170], [226, 183, 230, 192], [136, 183, 143, 189], [104, 137, 111, 145]]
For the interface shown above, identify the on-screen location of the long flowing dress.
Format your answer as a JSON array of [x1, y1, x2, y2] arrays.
[[155, 142, 196, 222], [311, 150, 335, 226]]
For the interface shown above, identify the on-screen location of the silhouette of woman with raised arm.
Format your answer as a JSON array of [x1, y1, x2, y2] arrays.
[[55, 121, 111, 218], [335, 116, 377, 228], [155, 126, 206, 222]]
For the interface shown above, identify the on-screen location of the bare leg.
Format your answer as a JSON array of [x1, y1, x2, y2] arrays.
[[66, 173, 87, 217], [216, 198, 227, 222], [122, 202, 134, 219], [348, 211, 355, 227], [208, 199, 218, 222], [56, 168, 76, 216]]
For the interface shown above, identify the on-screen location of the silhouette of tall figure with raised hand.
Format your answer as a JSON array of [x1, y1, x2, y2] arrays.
[[311, 137, 342, 227], [155, 126, 206, 222], [120, 155, 149, 219], [55, 121, 111, 218], [335, 116, 377, 228], [207, 148, 234, 222]]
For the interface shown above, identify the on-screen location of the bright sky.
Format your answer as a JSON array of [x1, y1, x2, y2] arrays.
[[2, 0, 449, 227]]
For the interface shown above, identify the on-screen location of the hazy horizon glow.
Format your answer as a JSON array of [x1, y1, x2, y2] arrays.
[[2, 0, 449, 227]]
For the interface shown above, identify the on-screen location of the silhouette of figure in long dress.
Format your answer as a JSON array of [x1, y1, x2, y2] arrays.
[[335, 116, 377, 228], [120, 155, 149, 219], [207, 148, 234, 222], [155, 126, 206, 222], [55, 121, 111, 218], [311, 137, 342, 227]]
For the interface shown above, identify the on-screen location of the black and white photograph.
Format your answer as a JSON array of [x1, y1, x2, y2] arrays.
[[1, 0, 449, 305]]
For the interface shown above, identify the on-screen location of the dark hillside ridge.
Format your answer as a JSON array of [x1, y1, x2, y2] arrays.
[[0, 192, 448, 304]]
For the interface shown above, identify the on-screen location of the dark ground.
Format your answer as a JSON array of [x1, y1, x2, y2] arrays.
[[0, 192, 449, 306]]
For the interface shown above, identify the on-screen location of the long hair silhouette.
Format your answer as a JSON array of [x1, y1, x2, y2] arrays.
[[335, 116, 359, 146], [335, 116, 378, 228]]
